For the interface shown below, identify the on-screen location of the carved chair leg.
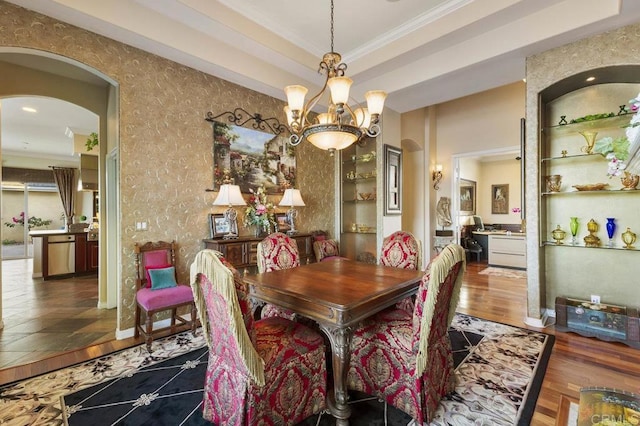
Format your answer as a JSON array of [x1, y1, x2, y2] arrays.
[[171, 308, 177, 327], [145, 311, 154, 352], [134, 305, 141, 338], [190, 303, 197, 335]]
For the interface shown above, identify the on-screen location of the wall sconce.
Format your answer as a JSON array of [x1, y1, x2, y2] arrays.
[[212, 184, 246, 239], [432, 164, 443, 190], [278, 188, 306, 236]]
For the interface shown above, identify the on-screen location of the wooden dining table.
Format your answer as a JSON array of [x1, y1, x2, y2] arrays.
[[243, 258, 424, 425]]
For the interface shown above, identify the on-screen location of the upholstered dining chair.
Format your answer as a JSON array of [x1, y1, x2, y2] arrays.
[[256, 232, 300, 320], [134, 240, 197, 352], [190, 249, 327, 426], [347, 243, 466, 424], [379, 230, 423, 313]]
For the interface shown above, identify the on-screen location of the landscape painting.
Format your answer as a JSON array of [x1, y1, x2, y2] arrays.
[[212, 121, 296, 194]]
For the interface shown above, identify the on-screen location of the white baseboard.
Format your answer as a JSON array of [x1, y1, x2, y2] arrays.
[[115, 314, 196, 340], [524, 310, 555, 329]]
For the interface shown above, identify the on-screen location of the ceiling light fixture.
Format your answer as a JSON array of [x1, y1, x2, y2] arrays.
[[283, 0, 387, 156], [22, 107, 37, 113]]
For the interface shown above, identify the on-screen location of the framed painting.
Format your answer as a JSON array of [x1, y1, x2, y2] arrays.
[[384, 144, 402, 215], [459, 179, 476, 216], [491, 184, 509, 214], [275, 212, 290, 232], [210, 120, 296, 194], [209, 213, 229, 239]]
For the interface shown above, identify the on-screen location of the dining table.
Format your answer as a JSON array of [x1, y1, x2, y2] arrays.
[[243, 258, 424, 425]]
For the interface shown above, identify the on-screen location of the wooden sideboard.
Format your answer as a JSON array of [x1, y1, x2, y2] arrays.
[[203, 233, 315, 273]]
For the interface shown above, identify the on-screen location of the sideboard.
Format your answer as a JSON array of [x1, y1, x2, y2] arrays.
[[203, 233, 315, 274]]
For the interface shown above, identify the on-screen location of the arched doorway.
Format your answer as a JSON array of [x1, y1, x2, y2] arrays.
[[0, 49, 120, 367]]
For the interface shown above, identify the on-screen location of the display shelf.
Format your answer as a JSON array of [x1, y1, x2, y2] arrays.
[[343, 176, 376, 183], [343, 230, 376, 235], [542, 188, 639, 195], [541, 153, 603, 162], [543, 241, 639, 251], [343, 199, 376, 203], [543, 112, 632, 135]]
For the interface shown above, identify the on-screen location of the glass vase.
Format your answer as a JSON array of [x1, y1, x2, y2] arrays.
[[606, 218, 616, 247], [570, 217, 579, 245]]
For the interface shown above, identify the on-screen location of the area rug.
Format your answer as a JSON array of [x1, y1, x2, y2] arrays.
[[479, 266, 527, 279], [0, 314, 553, 426]]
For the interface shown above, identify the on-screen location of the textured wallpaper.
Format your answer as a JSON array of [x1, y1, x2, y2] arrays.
[[0, 2, 334, 329]]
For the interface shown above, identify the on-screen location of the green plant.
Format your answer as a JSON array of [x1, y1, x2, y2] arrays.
[[4, 212, 52, 230], [85, 132, 99, 151]]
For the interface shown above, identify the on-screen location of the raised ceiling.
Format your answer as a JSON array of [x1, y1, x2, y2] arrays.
[[3, 0, 640, 165], [6, 0, 640, 113]]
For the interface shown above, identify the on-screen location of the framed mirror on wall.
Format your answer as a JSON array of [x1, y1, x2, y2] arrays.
[[384, 144, 402, 215]]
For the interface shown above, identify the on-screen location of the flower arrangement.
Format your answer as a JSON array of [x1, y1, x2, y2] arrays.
[[593, 93, 640, 177], [511, 207, 521, 214], [4, 212, 52, 230], [243, 186, 277, 233]]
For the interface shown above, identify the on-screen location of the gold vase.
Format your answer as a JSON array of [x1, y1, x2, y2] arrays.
[[620, 171, 639, 190], [551, 225, 566, 244], [579, 131, 598, 154], [622, 227, 637, 249], [583, 218, 600, 247], [545, 174, 562, 192]]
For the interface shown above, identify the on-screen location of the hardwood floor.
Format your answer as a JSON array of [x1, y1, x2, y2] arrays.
[[1, 258, 639, 424]]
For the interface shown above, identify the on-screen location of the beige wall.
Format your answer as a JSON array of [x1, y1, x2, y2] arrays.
[[401, 82, 525, 256], [478, 158, 522, 224], [0, 2, 334, 330]]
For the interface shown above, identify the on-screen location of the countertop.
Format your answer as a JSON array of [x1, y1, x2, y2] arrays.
[[473, 230, 526, 237], [29, 229, 98, 237]]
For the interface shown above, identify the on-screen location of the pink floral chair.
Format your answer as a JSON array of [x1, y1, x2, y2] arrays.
[[313, 239, 341, 262], [379, 230, 423, 313], [190, 249, 327, 426], [256, 232, 300, 320], [348, 243, 466, 424]]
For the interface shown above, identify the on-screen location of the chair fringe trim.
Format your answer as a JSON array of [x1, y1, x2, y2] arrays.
[[190, 249, 266, 386], [415, 243, 466, 377]]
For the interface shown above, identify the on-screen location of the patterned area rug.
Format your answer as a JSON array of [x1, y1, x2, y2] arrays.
[[479, 266, 528, 279], [0, 314, 553, 426]]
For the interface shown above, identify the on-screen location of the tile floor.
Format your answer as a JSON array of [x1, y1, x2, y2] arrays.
[[0, 258, 117, 369]]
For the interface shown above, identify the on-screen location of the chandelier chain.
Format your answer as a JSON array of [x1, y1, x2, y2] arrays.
[[330, 0, 334, 53]]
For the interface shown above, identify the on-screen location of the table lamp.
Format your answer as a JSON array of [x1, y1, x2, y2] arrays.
[[278, 188, 306, 236], [212, 184, 246, 239]]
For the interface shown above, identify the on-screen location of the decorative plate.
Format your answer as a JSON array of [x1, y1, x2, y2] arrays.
[[572, 183, 609, 191]]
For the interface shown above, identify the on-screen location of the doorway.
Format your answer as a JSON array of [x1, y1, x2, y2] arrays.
[[0, 50, 119, 370]]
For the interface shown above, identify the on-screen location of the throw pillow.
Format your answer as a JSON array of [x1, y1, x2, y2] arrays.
[[148, 266, 178, 290], [145, 263, 172, 288]]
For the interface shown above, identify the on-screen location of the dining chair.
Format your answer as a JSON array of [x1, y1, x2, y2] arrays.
[[348, 243, 466, 424], [190, 249, 327, 426], [379, 230, 423, 313], [256, 232, 300, 320], [134, 240, 197, 352]]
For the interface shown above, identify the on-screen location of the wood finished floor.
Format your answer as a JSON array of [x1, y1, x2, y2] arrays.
[[1, 258, 639, 424]]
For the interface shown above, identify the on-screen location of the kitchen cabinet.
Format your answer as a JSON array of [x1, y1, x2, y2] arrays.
[[340, 143, 378, 261], [203, 233, 315, 274], [30, 230, 99, 280], [488, 234, 526, 269]]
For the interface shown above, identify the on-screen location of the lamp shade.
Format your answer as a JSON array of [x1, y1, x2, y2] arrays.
[[279, 189, 306, 207], [213, 184, 246, 207]]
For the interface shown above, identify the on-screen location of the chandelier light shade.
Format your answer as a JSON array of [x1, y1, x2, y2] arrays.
[[283, 0, 387, 156], [278, 188, 306, 235], [212, 184, 246, 239]]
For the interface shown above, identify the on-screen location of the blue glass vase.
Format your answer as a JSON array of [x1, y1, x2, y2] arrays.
[[606, 218, 616, 246]]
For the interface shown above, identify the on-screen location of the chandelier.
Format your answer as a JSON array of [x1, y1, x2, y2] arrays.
[[283, 0, 387, 156]]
